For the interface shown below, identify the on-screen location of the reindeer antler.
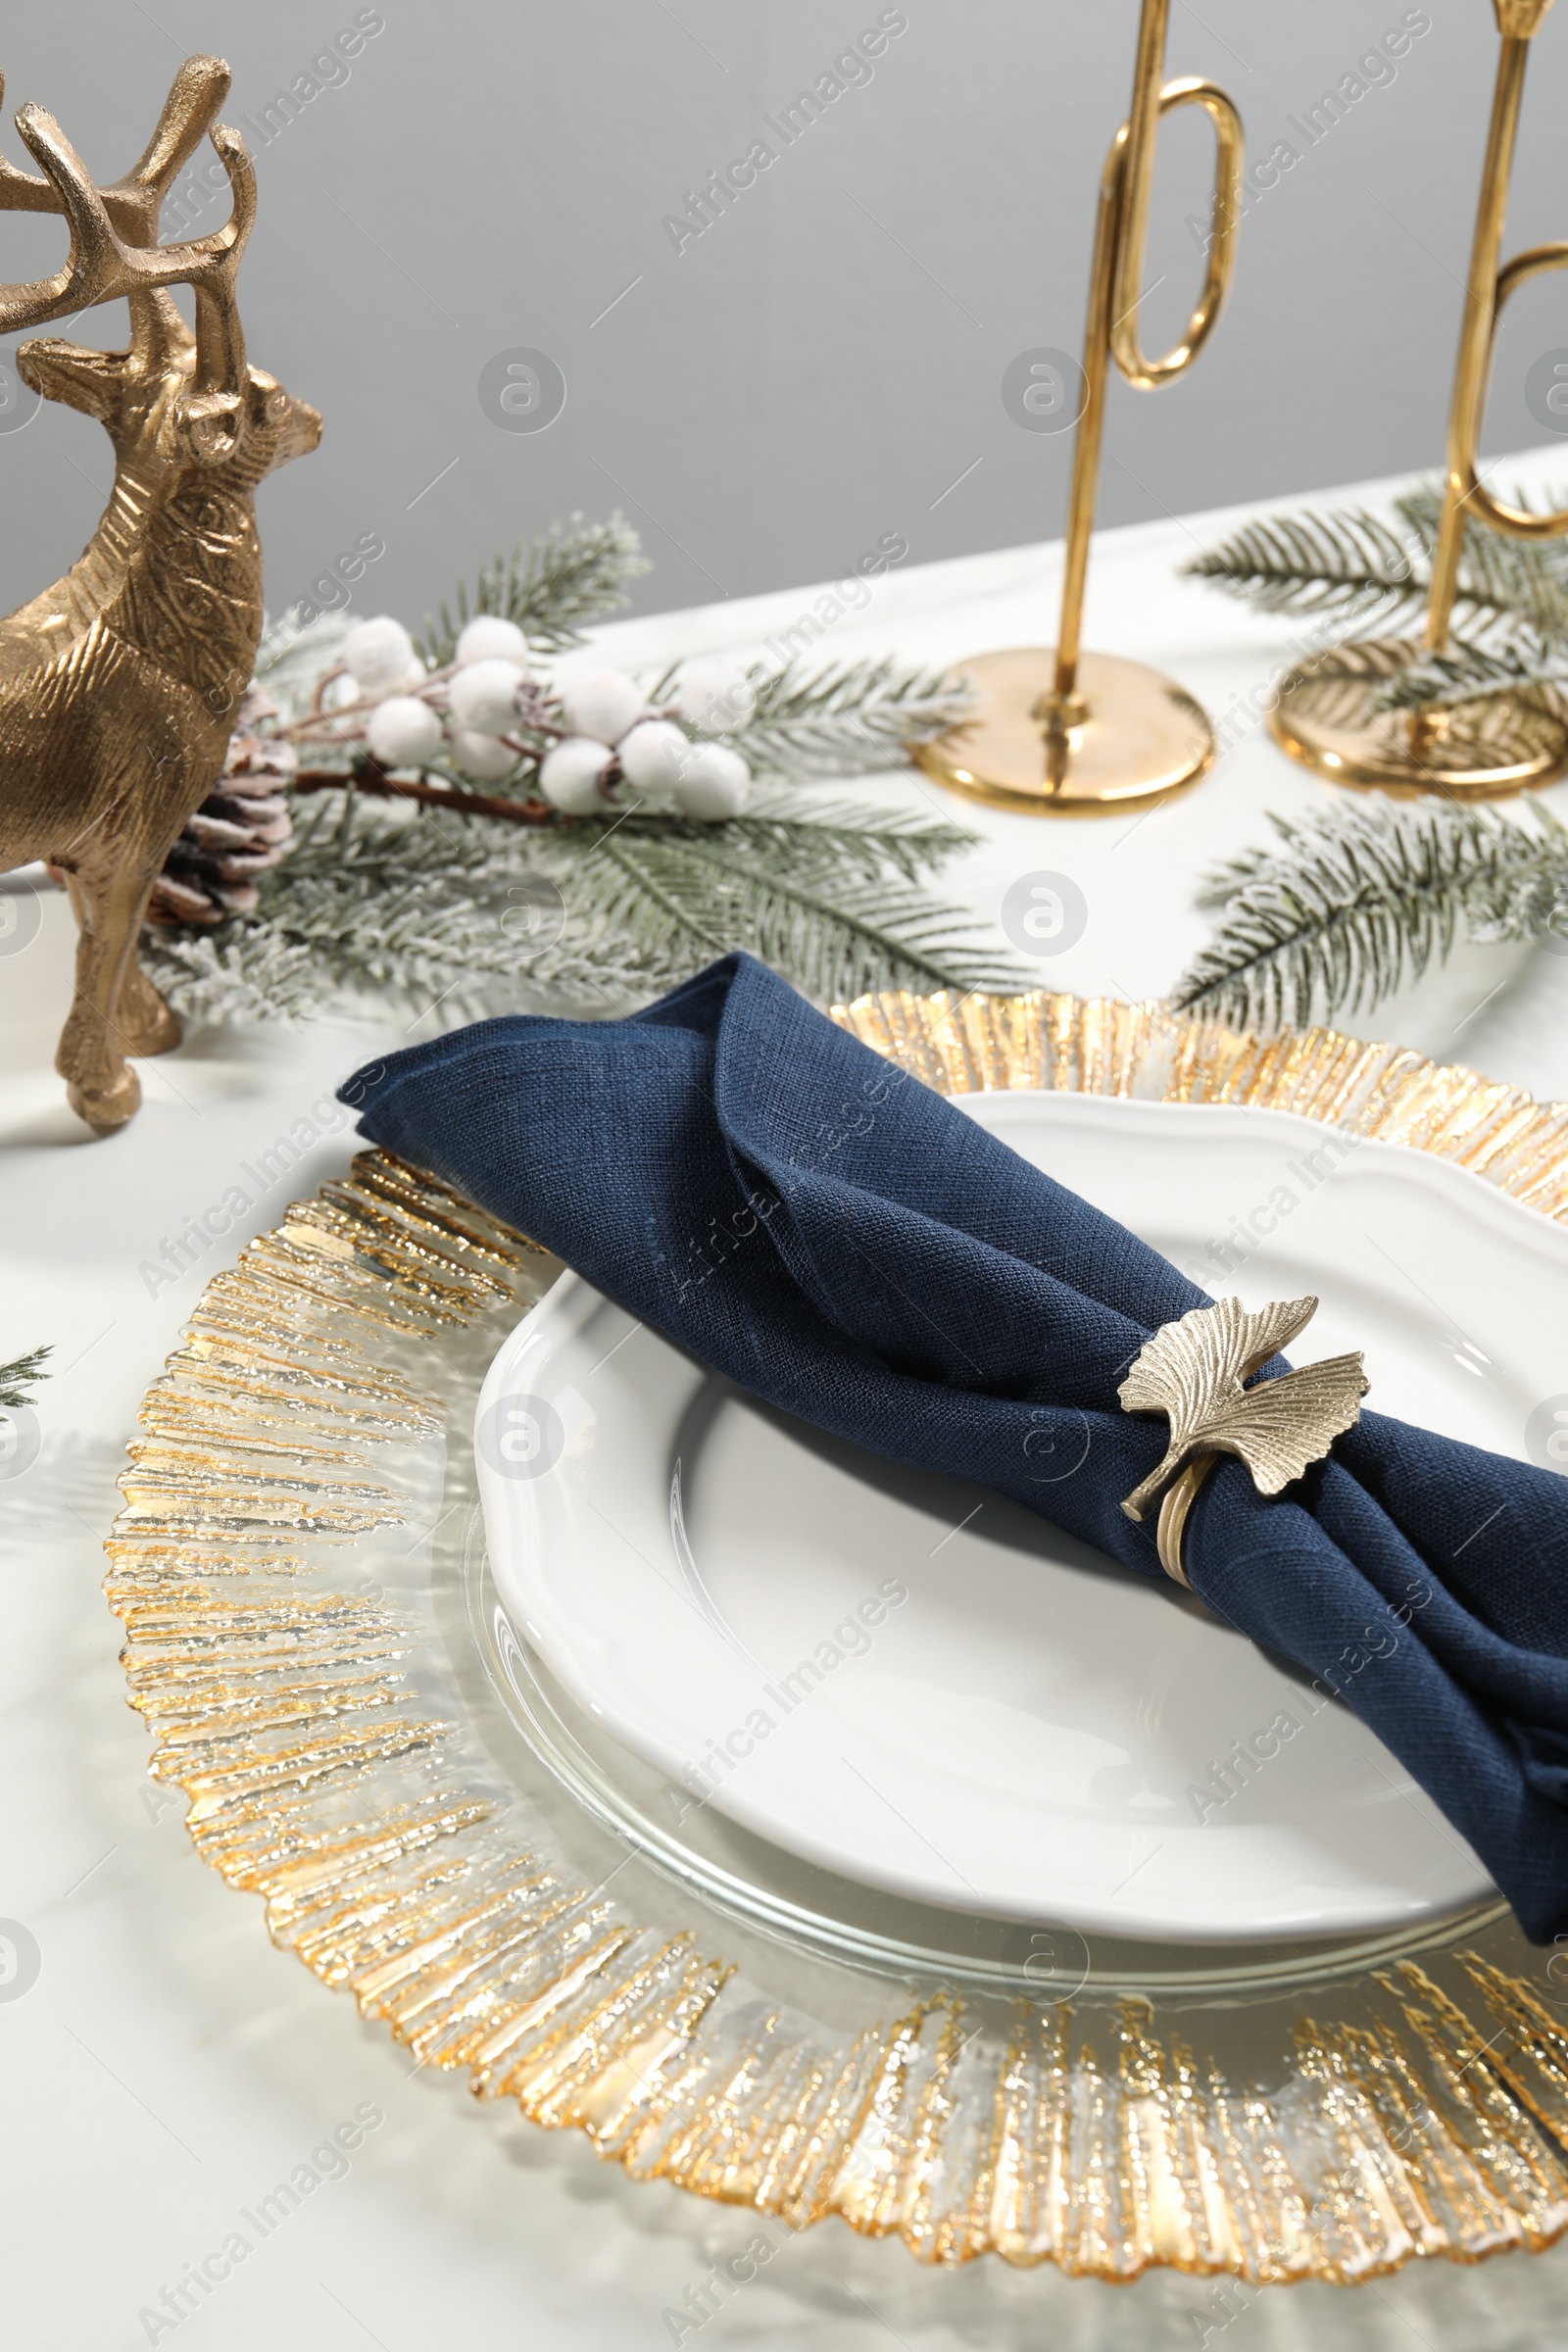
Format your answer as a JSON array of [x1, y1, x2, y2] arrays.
[[0, 104, 254, 330], [0, 55, 230, 242], [0, 72, 61, 218], [112, 55, 235, 244], [0, 56, 254, 439]]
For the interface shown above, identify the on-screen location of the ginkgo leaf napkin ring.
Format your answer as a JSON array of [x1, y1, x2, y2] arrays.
[[1118, 1295, 1369, 1591]]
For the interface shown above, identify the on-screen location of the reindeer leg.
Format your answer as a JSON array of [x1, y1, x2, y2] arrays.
[[115, 945, 182, 1056], [61, 792, 180, 1059], [57, 859, 157, 1131], [59, 872, 175, 1051]]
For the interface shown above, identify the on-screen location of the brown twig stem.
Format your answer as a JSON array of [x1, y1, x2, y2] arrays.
[[292, 761, 558, 825]]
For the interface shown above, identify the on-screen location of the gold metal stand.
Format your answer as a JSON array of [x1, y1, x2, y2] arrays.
[[915, 0, 1242, 815], [1271, 0, 1568, 800]]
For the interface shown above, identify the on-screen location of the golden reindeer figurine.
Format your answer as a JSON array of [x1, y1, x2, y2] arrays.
[[0, 55, 318, 1130]]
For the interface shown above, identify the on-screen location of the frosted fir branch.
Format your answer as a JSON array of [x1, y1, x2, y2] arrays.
[[1184, 507, 1423, 630], [1187, 483, 1568, 668], [710, 790, 981, 884], [1173, 799, 1568, 1033], [150, 521, 1012, 1023], [140, 922, 327, 1025], [541, 802, 1025, 1004], [0, 1345, 50, 1411], [417, 513, 647, 666], [1192, 839, 1278, 908], [239, 798, 655, 1018], [147, 779, 1021, 1025], [1365, 631, 1568, 714], [153, 881, 660, 1031], [729, 657, 979, 778], [254, 612, 355, 720]]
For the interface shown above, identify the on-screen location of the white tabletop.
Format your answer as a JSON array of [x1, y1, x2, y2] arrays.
[[6, 462, 1568, 2351]]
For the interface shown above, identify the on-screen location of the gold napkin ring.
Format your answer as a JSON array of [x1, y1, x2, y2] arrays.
[[1154, 1456, 1212, 1590], [1118, 1295, 1369, 1590]]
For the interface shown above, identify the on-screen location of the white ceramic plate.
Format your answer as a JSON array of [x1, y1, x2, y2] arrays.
[[476, 1092, 1568, 1941]]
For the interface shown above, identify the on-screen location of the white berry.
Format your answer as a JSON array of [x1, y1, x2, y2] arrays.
[[366, 695, 443, 769], [344, 615, 416, 694], [673, 741, 750, 819], [560, 670, 645, 746], [448, 659, 525, 736], [672, 657, 756, 735], [450, 728, 520, 782], [539, 736, 613, 814], [616, 718, 690, 790], [455, 615, 529, 669]]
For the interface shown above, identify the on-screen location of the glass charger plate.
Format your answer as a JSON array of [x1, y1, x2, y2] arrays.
[[106, 990, 1568, 2288]]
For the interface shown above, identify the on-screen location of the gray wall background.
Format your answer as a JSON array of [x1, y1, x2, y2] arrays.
[[1, 1, 1566, 630]]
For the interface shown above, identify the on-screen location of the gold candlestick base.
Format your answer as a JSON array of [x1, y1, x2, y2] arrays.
[[1270, 16, 1568, 802], [1268, 641, 1568, 801], [912, 647, 1214, 815]]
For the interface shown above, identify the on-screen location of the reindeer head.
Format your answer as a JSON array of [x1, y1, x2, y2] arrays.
[[0, 55, 319, 487]]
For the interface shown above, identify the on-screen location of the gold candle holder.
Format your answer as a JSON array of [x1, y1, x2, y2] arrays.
[[1270, 0, 1568, 800], [915, 0, 1243, 815]]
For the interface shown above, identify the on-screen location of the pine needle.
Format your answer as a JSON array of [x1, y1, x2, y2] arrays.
[[1184, 507, 1421, 628], [255, 612, 354, 710], [1187, 486, 1568, 660], [1175, 478, 1568, 1028], [148, 784, 1025, 1028], [417, 513, 647, 663], [734, 657, 979, 776], [140, 924, 327, 1025], [1366, 632, 1568, 714], [550, 803, 1025, 1003], [1173, 800, 1568, 1032], [0, 1346, 50, 1411]]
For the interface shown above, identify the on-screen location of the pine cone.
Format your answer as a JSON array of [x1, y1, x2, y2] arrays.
[[145, 688, 297, 927]]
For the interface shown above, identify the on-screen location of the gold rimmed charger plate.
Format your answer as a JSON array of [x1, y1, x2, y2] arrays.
[[106, 992, 1568, 2287]]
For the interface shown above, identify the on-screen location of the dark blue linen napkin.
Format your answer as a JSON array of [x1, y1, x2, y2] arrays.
[[341, 954, 1568, 1940]]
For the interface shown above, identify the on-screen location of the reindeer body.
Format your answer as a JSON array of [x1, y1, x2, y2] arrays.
[[0, 55, 318, 1128]]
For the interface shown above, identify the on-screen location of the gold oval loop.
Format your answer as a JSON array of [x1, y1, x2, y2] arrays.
[[1461, 237, 1568, 539], [1155, 1451, 1215, 1588], [1108, 77, 1245, 392]]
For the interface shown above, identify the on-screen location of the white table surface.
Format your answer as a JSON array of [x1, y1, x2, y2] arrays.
[[7, 457, 1568, 2352]]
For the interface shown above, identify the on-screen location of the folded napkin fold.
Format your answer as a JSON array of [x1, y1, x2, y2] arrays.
[[342, 955, 1568, 1941]]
